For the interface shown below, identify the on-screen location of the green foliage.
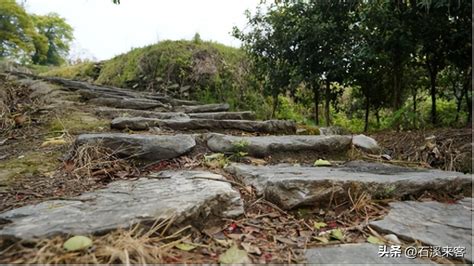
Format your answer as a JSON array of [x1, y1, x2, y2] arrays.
[[0, 1, 73, 65], [0, 0, 36, 61], [31, 13, 74, 66]]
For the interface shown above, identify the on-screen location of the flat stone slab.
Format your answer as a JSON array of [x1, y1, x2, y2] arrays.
[[305, 243, 433, 264], [75, 133, 196, 163], [89, 97, 168, 110], [174, 103, 230, 113], [189, 111, 255, 120], [207, 133, 352, 157], [0, 171, 244, 239], [95, 107, 189, 120], [226, 162, 471, 209], [370, 199, 473, 263], [111, 117, 297, 134]]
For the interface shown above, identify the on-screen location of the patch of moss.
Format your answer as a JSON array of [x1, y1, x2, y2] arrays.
[[0, 151, 61, 181], [297, 125, 321, 135], [49, 112, 109, 134]]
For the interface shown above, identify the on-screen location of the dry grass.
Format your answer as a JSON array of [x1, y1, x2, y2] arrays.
[[69, 142, 138, 181], [0, 217, 196, 264]]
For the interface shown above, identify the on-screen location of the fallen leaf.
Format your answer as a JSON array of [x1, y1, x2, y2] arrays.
[[248, 157, 267, 165], [313, 221, 327, 229], [313, 236, 329, 243], [63, 236, 93, 251], [219, 245, 251, 264], [241, 242, 262, 255], [214, 238, 233, 247], [275, 236, 296, 246], [367, 235, 384, 245], [175, 243, 197, 251], [314, 159, 331, 167], [330, 229, 344, 240]]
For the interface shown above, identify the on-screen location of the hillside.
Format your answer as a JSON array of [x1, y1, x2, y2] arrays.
[[43, 40, 271, 118]]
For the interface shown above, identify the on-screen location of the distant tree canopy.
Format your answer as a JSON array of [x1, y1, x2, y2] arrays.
[[0, 0, 73, 65], [234, 0, 472, 129]]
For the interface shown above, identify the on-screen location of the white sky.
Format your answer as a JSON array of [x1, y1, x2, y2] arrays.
[[22, 0, 259, 61]]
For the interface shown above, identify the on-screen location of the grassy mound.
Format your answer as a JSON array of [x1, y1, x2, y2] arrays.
[[45, 40, 272, 118]]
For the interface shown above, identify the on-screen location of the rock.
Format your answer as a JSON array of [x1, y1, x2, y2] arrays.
[[174, 103, 230, 113], [95, 107, 189, 120], [89, 97, 169, 110], [319, 126, 350, 136], [44, 77, 140, 98], [111, 118, 297, 134], [189, 111, 256, 120], [383, 234, 402, 244], [225, 162, 471, 210], [370, 198, 473, 263], [305, 244, 432, 264], [206, 133, 351, 158], [170, 98, 200, 106], [75, 133, 196, 163], [352, 134, 381, 153], [17, 79, 55, 99], [0, 171, 244, 239]]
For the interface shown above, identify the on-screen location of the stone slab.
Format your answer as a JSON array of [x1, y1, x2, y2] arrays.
[[0, 171, 244, 239], [174, 103, 230, 113], [370, 199, 473, 263], [189, 111, 255, 120], [206, 133, 352, 157], [75, 133, 196, 163], [111, 117, 297, 134], [89, 97, 168, 110], [226, 161, 471, 209], [95, 107, 189, 120]]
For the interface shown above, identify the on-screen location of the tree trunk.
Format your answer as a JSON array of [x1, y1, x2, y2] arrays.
[[364, 96, 370, 132], [313, 84, 320, 125], [271, 94, 278, 119], [412, 87, 417, 128], [324, 80, 331, 126], [463, 81, 472, 127], [375, 109, 380, 127], [428, 65, 438, 125], [393, 64, 403, 110]]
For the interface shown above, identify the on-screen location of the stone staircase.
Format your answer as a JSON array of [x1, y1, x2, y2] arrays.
[[0, 73, 472, 264]]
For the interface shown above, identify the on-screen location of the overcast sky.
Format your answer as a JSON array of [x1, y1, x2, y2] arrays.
[[22, 0, 258, 61]]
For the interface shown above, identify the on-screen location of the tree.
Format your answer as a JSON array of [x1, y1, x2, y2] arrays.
[[410, 0, 466, 125], [233, 4, 298, 118], [31, 13, 73, 65], [0, 0, 36, 60], [291, 1, 356, 126]]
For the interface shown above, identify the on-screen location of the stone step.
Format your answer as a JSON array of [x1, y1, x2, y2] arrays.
[[173, 103, 230, 113], [206, 133, 380, 158], [0, 171, 244, 239], [111, 117, 297, 134], [370, 198, 472, 263], [75, 133, 196, 163], [225, 161, 471, 210], [44, 76, 140, 98], [89, 97, 169, 110], [95, 107, 188, 120], [189, 111, 255, 120], [206, 133, 354, 158]]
